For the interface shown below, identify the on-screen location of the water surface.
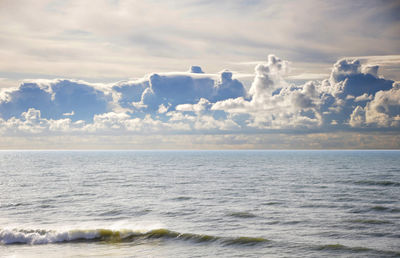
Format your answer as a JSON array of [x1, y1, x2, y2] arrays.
[[0, 150, 399, 257]]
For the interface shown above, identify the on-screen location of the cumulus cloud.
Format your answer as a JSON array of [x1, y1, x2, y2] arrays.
[[211, 55, 400, 131], [0, 55, 399, 137], [0, 79, 111, 121], [137, 69, 246, 112], [364, 82, 400, 127], [329, 59, 393, 98], [212, 55, 322, 129], [0, 108, 83, 135]]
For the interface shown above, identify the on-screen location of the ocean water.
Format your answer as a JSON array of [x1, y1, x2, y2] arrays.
[[0, 150, 399, 257]]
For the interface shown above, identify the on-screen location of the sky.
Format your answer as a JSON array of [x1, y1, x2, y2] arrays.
[[0, 0, 400, 149]]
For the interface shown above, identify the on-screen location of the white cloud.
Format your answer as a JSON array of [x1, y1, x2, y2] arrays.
[[176, 98, 211, 113], [354, 93, 372, 102], [349, 106, 365, 127], [348, 55, 400, 67], [0, 0, 399, 148], [364, 83, 400, 127], [63, 111, 75, 116], [211, 55, 323, 130], [0, 55, 399, 142], [287, 73, 329, 80], [0, 79, 112, 121]]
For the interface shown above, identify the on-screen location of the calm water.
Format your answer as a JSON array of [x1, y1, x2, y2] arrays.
[[0, 150, 399, 257]]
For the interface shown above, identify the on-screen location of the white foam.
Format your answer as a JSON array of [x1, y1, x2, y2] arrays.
[[0, 229, 99, 245], [107, 220, 164, 232], [0, 220, 165, 245]]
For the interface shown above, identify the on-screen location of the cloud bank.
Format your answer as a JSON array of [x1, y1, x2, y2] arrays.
[[0, 55, 399, 140]]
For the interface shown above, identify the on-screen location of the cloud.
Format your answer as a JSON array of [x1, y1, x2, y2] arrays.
[[176, 98, 212, 113], [140, 72, 215, 111], [287, 73, 329, 80], [329, 58, 393, 97], [112, 79, 149, 109], [212, 55, 399, 131], [0, 108, 80, 135], [1, 0, 399, 83], [115, 69, 246, 113], [348, 55, 400, 67], [212, 55, 322, 130], [2, 132, 399, 150], [364, 82, 400, 127], [189, 66, 204, 74], [0, 79, 111, 121], [0, 1, 399, 148], [0, 55, 399, 140]]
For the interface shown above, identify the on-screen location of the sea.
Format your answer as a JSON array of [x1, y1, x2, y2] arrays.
[[0, 150, 399, 257]]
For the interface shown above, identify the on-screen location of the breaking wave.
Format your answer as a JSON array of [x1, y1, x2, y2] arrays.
[[0, 228, 269, 246]]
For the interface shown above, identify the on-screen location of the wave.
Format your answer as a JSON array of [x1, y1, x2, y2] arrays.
[[313, 243, 400, 256], [350, 206, 400, 214], [370, 206, 400, 213], [227, 211, 257, 218], [314, 243, 371, 252], [171, 196, 192, 201], [353, 180, 400, 187], [2, 229, 398, 255], [0, 228, 269, 246], [346, 219, 393, 225]]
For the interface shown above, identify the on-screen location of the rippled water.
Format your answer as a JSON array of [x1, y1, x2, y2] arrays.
[[0, 150, 399, 257]]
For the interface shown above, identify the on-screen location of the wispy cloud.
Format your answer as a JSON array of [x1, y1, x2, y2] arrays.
[[286, 73, 329, 80], [0, 0, 399, 80]]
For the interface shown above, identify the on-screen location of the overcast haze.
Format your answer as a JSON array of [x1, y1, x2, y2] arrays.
[[0, 0, 399, 149]]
